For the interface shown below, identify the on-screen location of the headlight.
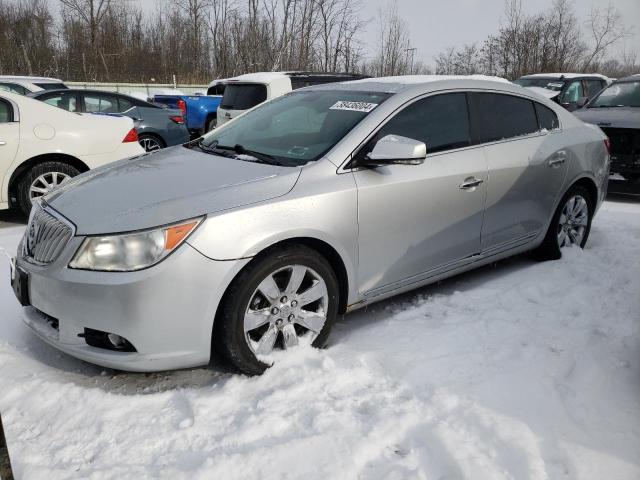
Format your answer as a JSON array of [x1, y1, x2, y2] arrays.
[[69, 217, 203, 271]]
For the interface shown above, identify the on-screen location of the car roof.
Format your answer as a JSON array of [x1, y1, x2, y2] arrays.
[[519, 73, 610, 81], [0, 75, 63, 83], [303, 74, 512, 94]]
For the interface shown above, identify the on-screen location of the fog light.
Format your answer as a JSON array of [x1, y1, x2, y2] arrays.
[[107, 333, 127, 349]]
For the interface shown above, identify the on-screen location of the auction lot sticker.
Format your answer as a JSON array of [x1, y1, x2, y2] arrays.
[[330, 101, 378, 112]]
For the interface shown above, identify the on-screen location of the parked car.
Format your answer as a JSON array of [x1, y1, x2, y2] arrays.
[[0, 76, 67, 95], [216, 71, 369, 127], [29, 89, 190, 152], [10, 76, 608, 375], [574, 74, 640, 187], [153, 92, 222, 137], [0, 90, 143, 215], [514, 73, 610, 111]]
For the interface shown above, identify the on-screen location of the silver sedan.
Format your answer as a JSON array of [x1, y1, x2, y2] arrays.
[[11, 77, 609, 375]]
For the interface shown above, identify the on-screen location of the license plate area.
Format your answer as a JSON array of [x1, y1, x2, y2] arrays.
[[11, 264, 31, 307]]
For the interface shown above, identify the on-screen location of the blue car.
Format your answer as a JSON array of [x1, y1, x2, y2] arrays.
[[153, 93, 223, 138], [29, 89, 190, 151]]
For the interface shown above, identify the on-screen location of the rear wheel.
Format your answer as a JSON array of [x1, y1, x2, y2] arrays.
[[16, 161, 80, 216], [533, 185, 594, 260], [138, 134, 164, 152], [205, 115, 217, 133], [214, 245, 339, 375]]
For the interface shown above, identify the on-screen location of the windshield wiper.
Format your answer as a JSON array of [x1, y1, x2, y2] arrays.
[[191, 138, 237, 158], [215, 144, 285, 166]]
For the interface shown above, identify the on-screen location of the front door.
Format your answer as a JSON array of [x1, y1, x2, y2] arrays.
[[353, 92, 488, 295]]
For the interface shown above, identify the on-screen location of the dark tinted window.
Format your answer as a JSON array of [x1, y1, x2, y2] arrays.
[[473, 93, 538, 143], [0, 83, 27, 95], [590, 81, 640, 108], [41, 91, 79, 112], [534, 103, 559, 131], [585, 80, 604, 97], [207, 84, 226, 96], [373, 93, 471, 154], [220, 84, 267, 110], [83, 93, 118, 113], [118, 97, 133, 111], [0, 99, 13, 122], [34, 82, 67, 91]]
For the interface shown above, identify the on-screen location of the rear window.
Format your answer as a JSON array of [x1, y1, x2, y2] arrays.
[[473, 93, 538, 143], [534, 103, 559, 131], [34, 83, 68, 91], [220, 83, 267, 110], [0, 83, 27, 95], [207, 83, 226, 96]]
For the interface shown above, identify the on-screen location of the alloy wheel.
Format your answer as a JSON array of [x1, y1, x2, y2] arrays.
[[29, 172, 71, 203], [139, 137, 162, 152], [244, 265, 329, 355], [557, 194, 589, 248]]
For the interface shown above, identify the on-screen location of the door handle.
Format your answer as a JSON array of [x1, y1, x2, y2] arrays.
[[549, 151, 567, 167], [459, 177, 484, 190], [0, 141, 6, 146]]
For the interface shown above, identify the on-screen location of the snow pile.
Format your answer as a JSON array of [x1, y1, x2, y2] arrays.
[[0, 199, 639, 479]]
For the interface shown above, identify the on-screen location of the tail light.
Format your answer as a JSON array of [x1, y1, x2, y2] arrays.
[[603, 138, 611, 154], [122, 128, 139, 143], [169, 115, 185, 124], [177, 99, 187, 116]]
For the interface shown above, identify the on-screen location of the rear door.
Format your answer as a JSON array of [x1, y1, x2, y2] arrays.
[[0, 97, 20, 204], [470, 92, 567, 254]]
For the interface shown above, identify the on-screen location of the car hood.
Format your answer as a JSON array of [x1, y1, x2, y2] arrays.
[[524, 86, 561, 99], [573, 107, 640, 129], [46, 146, 301, 235]]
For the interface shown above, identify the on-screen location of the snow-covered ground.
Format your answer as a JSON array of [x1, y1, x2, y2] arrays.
[[0, 198, 639, 480]]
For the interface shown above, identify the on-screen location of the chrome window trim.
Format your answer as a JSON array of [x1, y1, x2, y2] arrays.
[[337, 87, 564, 174]]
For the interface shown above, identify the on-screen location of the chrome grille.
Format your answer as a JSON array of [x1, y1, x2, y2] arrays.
[[22, 203, 73, 264]]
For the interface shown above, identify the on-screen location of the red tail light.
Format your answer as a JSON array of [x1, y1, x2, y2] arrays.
[[177, 99, 187, 116], [169, 115, 185, 125], [603, 138, 611, 154], [122, 128, 139, 143]]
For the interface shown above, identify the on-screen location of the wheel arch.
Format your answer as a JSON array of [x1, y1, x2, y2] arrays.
[[570, 176, 599, 208], [7, 153, 89, 206]]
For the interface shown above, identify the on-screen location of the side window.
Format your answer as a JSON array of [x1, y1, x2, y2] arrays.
[[0, 83, 26, 95], [118, 97, 133, 112], [534, 103, 559, 131], [585, 80, 604, 98], [473, 93, 538, 143], [370, 93, 471, 154], [0, 99, 14, 122], [560, 80, 584, 104], [84, 93, 118, 113], [41, 92, 79, 112]]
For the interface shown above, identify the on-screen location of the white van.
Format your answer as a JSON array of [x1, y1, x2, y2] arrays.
[[216, 71, 367, 127]]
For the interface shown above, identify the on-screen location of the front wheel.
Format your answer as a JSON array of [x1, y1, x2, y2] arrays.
[[214, 245, 340, 375], [534, 185, 594, 260]]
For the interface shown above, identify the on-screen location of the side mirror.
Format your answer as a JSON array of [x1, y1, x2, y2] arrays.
[[362, 135, 427, 166]]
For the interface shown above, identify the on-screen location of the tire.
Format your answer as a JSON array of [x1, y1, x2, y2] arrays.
[[138, 134, 164, 152], [205, 115, 217, 133], [533, 184, 594, 261], [16, 161, 80, 216], [214, 245, 340, 375]]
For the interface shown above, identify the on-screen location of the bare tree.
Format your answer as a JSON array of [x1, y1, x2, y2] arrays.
[[582, 2, 632, 71]]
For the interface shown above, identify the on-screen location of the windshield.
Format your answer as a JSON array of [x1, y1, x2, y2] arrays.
[[514, 78, 565, 91], [589, 81, 640, 108], [220, 83, 267, 110], [201, 90, 390, 166], [34, 82, 68, 91]]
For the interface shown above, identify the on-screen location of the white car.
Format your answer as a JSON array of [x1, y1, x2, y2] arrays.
[[0, 90, 144, 214], [0, 76, 67, 95]]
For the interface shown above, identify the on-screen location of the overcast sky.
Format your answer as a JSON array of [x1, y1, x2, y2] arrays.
[[29, 0, 640, 66]]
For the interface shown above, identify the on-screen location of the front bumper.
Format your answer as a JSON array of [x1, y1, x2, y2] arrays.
[[14, 236, 249, 372]]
